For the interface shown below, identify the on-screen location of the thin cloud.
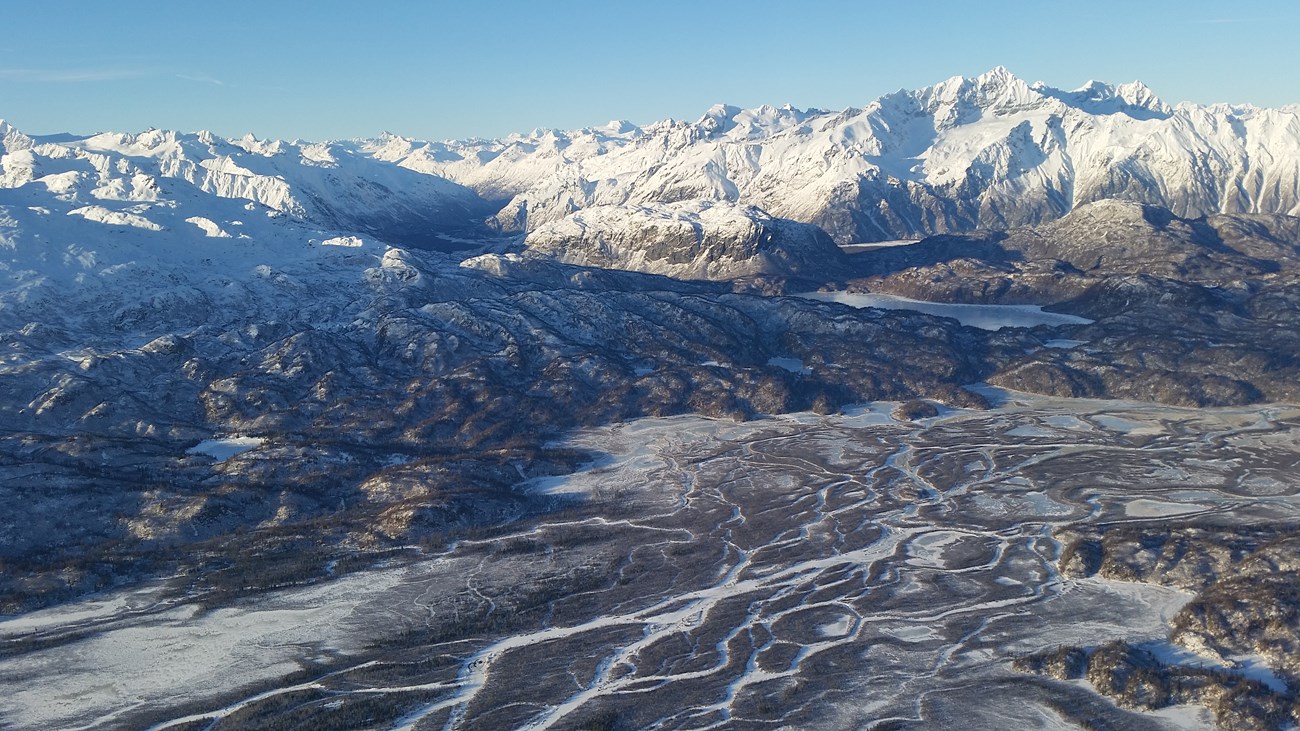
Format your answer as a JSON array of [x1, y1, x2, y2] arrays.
[[175, 73, 224, 86], [0, 68, 226, 86], [0, 68, 150, 83]]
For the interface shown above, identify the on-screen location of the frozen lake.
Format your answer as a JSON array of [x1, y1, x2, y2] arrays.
[[798, 291, 1094, 330], [838, 239, 922, 254]]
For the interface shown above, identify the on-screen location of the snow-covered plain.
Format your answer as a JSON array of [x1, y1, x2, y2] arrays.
[[0, 569, 407, 730], [2, 393, 1295, 730]]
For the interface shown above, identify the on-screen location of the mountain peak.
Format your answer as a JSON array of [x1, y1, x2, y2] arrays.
[[0, 119, 34, 154], [976, 65, 1017, 84], [695, 102, 812, 140], [1115, 80, 1171, 114], [523, 200, 846, 280], [913, 67, 1045, 126], [697, 103, 744, 135], [1034, 78, 1171, 119], [969, 66, 1037, 97], [602, 119, 640, 135]]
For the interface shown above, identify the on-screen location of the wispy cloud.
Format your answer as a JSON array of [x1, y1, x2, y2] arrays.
[[0, 67, 228, 86], [0, 67, 151, 83], [175, 73, 224, 86]]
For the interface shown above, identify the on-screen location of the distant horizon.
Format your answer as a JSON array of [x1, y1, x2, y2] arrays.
[[3, 0, 1298, 142]]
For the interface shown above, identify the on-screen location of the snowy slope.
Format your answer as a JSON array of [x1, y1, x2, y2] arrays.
[[2, 66, 1299, 303], [369, 67, 1300, 243], [0, 123, 494, 255], [522, 200, 847, 280], [0, 123, 474, 343]]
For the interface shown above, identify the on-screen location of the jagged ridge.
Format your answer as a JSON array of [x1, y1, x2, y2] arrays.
[[371, 67, 1300, 242], [6, 67, 1299, 253], [521, 200, 847, 281]]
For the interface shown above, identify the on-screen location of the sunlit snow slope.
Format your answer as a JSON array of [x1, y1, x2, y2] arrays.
[[4, 66, 1300, 294], [371, 67, 1300, 243]]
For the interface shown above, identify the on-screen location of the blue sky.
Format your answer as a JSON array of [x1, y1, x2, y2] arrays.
[[2, 0, 1297, 142]]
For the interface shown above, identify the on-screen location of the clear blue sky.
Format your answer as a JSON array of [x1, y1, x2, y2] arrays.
[[3, 0, 1297, 142]]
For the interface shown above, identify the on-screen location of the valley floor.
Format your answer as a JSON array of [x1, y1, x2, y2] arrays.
[[3, 390, 1296, 730]]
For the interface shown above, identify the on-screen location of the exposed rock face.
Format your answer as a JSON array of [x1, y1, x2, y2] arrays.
[[522, 200, 848, 281], [891, 399, 940, 421], [9, 66, 1300, 254], [837, 202, 1300, 408], [985, 275, 1300, 406], [1017, 200, 1300, 277], [7, 81, 1300, 731], [9, 67, 1300, 252]]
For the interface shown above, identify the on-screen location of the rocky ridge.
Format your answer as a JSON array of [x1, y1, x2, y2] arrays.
[[521, 200, 848, 281]]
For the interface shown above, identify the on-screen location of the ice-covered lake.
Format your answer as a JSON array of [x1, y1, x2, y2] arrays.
[[798, 291, 1093, 330], [838, 239, 921, 254]]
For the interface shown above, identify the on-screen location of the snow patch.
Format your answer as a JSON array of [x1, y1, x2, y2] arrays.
[[1144, 641, 1289, 694], [817, 615, 854, 638], [459, 252, 519, 276], [1090, 414, 1163, 435], [185, 216, 232, 238], [68, 205, 163, 231], [0, 567, 406, 731], [1124, 499, 1210, 518], [186, 436, 264, 462]]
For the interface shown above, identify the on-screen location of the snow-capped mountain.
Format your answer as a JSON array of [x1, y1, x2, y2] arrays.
[[5, 67, 1299, 271], [0, 121, 494, 255], [372, 67, 1300, 243]]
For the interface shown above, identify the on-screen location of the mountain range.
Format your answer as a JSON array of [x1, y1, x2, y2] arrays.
[[402, 66, 1300, 243], [5, 67, 1300, 276]]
